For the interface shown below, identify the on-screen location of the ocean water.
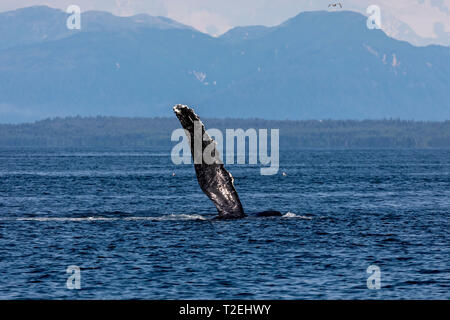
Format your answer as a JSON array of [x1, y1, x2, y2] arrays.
[[0, 148, 448, 299]]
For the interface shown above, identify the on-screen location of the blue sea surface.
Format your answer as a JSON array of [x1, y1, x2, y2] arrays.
[[0, 148, 448, 299]]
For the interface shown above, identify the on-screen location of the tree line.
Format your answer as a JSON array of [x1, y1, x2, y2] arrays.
[[0, 116, 449, 149]]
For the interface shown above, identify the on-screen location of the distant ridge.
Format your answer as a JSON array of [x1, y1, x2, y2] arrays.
[[0, 5, 194, 50], [0, 6, 449, 123]]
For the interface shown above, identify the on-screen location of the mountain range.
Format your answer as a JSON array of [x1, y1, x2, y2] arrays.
[[0, 6, 449, 123]]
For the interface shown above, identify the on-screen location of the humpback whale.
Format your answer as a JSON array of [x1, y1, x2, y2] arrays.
[[173, 104, 282, 219]]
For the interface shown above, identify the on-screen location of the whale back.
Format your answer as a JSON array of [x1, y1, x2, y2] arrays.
[[173, 104, 245, 219]]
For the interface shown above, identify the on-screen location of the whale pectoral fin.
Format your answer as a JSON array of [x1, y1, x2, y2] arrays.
[[173, 104, 245, 219], [196, 162, 245, 219]]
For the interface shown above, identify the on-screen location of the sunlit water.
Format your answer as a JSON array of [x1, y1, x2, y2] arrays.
[[0, 148, 448, 299]]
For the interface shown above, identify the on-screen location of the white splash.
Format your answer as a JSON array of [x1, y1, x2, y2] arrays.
[[282, 212, 313, 219], [124, 214, 207, 221]]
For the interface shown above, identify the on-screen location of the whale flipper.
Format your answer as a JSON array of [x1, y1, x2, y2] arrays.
[[173, 104, 245, 219]]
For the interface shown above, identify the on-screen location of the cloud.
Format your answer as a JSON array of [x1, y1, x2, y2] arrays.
[[434, 21, 450, 38], [166, 8, 231, 36], [430, 0, 449, 14], [113, 0, 167, 17]]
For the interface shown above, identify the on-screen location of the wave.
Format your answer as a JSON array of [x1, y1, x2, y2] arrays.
[[124, 214, 207, 221], [2, 214, 208, 222], [2, 213, 310, 222]]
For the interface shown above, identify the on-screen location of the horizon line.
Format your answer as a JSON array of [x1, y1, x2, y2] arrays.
[[1, 115, 449, 126]]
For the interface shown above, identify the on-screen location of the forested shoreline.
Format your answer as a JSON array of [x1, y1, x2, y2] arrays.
[[1, 117, 449, 149]]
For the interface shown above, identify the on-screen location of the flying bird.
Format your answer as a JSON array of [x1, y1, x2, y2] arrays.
[[328, 3, 343, 8]]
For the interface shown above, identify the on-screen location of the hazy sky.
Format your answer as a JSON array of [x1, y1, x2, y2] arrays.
[[0, 0, 449, 43]]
